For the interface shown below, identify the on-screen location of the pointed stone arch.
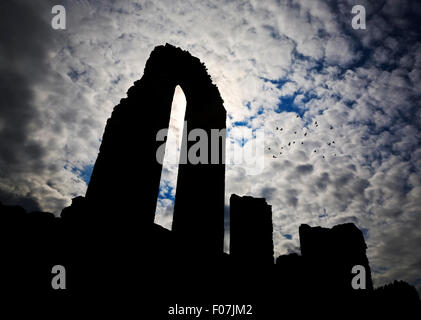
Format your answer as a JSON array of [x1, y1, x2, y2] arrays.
[[85, 44, 226, 256]]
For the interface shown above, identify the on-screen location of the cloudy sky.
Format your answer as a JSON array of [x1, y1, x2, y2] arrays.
[[1, 0, 420, 293]]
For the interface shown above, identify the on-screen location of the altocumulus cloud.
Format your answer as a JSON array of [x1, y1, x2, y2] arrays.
[[0, 0, 420, 293]]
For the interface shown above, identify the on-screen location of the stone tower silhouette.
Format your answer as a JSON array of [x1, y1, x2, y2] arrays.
[[85, 44, 226, 256], [230, 194, 274, 265], [299, 223, 374, 290]]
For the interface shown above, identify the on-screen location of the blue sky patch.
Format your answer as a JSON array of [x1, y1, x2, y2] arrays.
[[158, 182, 175, 202], [79, 164, 94, 185], [67, 68, 87, 82], [275, 93, 305, 117], [68, 164, 94, 185]]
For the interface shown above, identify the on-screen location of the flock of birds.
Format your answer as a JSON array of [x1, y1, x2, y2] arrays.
[[268, 115, 337, 159]]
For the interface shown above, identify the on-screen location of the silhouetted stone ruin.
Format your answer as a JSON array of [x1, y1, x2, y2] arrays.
[[0, 44, 420, 316], [85, 43, 226, 257], [230, 194, 274, 265], [299, 223, 373, 291]]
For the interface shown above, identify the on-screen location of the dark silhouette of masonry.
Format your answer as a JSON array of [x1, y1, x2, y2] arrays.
[[85, 44, 226, 257], [0, 44, 419, 316]]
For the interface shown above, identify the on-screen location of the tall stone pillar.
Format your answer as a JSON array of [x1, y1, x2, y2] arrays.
[[230, 194, 274, 265]]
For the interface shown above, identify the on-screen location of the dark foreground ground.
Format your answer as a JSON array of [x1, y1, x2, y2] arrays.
[[1, 201, 420, 318]]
